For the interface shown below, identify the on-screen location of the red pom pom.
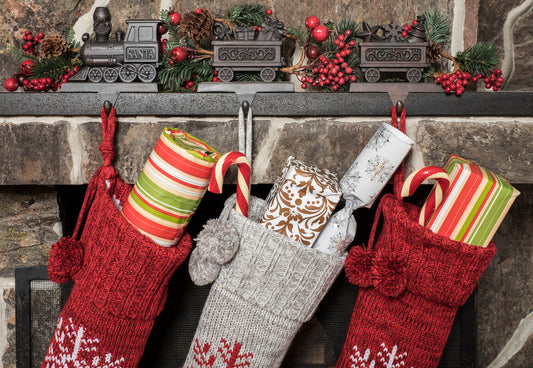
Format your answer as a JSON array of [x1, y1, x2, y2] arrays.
[[345, 246, 375, 287], [371, 250, 408, 297], [48, 237, 84, 284]]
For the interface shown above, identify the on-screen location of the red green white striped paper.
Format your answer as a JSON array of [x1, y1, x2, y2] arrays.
[[122, 128, 219, 247], [425, 154, 519, 247]]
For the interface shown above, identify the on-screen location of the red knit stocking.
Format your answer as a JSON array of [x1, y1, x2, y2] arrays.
[[336, 106, 496, 368], [42, 107, 192, 368]]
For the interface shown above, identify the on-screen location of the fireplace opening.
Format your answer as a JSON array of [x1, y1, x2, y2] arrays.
[[16, 184, 475, 367]]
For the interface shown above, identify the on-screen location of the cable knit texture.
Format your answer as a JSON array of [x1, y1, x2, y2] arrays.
[[336, 193, 496, 368], [185, 195, 346, 368], [42, 107, 192, 368]]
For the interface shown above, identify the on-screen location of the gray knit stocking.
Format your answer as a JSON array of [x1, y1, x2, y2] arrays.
[[186, 196, 345, 368]]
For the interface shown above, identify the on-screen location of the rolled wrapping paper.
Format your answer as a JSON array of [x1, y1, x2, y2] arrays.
[[425, 154, 520, 247], [122, 128, 219, 247], [260, 156, 342, 247], [313, 123, 413, 255]]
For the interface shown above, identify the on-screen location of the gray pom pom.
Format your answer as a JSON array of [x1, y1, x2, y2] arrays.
[[196, 219, 240, 264], [189, 248, 222, 286]]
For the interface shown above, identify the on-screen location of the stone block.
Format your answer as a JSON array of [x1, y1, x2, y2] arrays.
[[0, 187, 61, 278], [0, 121, 73, 185], [2, 286, 15, 368], [415, 119, 533, 183]]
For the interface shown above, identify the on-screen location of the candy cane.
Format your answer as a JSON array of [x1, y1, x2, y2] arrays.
[[209, 151, 251, 217], [401, 166, 450, 226]]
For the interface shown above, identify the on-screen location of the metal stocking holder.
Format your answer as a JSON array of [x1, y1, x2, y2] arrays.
[[198, 82, 294, 166]]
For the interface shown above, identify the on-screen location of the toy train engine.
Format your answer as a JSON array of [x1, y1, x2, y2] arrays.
[[70, 7, 161, 83]]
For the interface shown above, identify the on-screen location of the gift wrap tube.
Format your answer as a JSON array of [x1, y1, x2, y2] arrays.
[[122, 128, 219, 247], [426, 154, 520, 247], [260, 156, 342, 247], [313, 123, 413, 255], [339, 123, 414, 208]]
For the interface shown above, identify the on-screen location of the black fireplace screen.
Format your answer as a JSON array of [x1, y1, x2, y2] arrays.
[[15, 185, 475, 368]]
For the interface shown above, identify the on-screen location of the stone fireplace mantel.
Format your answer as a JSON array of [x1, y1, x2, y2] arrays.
[[0, 91, 532, 185]]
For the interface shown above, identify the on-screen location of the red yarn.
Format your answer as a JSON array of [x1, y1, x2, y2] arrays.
[[371, 249, 408, 298], [336, 194, 496, 368], [42, 108, 192, 368], [47, 237, 84, 284], [344, 246, 374, 287]]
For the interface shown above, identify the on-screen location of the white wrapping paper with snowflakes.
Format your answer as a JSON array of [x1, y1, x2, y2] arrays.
[[340, 123, 413, 208], [313, 123, 413, 255], [260, 157, 342, 247]]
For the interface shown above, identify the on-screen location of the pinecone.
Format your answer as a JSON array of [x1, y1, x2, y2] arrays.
[[181, 8, 214, 41], [427, 41, 442, 63], [40, 34, 69, 57]]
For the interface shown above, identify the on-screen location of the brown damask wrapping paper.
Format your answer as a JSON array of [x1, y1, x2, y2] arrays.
[[260, 157, 342, 246]]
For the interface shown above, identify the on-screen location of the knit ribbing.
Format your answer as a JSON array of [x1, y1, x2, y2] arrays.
[[336, 193, 496, 368], [184, 195, 345, 368]]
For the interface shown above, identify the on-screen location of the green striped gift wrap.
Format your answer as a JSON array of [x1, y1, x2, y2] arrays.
[[122, 128, 220, 246], [425, 154, 520, 247]]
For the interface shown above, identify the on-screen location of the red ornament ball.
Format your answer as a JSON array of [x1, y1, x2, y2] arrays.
[[305, 16, 320, 30], [158, 24, 169, 35], [305, 45, 321, 61], [171, 46, 188, 62], [169, 12, 181, 25], [20, 59, 36, 75], [312, 25, 329, 42], [4, 77, 19, 92], [195, 8, 202, 14], [266, 9, 272, 15]]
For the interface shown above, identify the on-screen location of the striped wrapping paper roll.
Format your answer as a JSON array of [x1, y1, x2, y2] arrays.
[[122, 128, 219, 247], [425, 154, 520, 247]]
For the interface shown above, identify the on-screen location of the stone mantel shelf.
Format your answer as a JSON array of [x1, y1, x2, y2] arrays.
[[0, 91, 532, 116], [0, 90, 532, 186]]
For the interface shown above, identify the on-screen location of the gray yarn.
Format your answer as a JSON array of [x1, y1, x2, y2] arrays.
[[196, 218, 240, 264], [185, 195, 346, 367], [188, 247, 221, 286]]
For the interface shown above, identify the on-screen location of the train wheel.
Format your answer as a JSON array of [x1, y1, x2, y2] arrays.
[[88, 68, 103, 83], [407, 68, 422, 83], [119, 65, 137, 83], [138, 65, 157, 83], [260, 68, 276, 82], [103, 68, 119, 83], [364, 68, 380, 83], [218, 68, 234, 82]]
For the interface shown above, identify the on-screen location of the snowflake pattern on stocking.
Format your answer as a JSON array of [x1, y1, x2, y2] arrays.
[[349, 343, 413, 368], [43, 317, 125, 368], [190, 338, 253, 368]]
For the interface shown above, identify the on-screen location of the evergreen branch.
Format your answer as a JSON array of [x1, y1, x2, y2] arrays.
[[227, 4, 267, 26], [334, 18, 358, 38], [63, 28, 80, 48], [30, 56, 74, 81], [286, 26, 308, 46], [8, 46, 37, 63], [423, 9, 451, 44], [455, 42, 501, 76], [157, 58, 214, 91]]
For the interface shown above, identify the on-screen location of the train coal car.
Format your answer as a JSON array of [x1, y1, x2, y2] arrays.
[[359, 41, 429, 83]]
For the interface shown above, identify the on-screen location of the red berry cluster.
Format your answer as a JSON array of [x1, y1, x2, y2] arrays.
[[435, 70, 471, 96], [299, 30, 356, 90], [435, 68, 505, 95], [21, 30, 44, 55], [212, 70, 221, 82], [401, 20, 418, 38], [483, 69, 504, 91]]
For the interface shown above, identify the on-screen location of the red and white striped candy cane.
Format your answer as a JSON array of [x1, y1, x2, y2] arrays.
[[401, 166, 450, 226], [209, 151, 251, 217]]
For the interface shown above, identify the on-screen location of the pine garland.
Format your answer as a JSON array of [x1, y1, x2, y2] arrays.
[[30, 56, 76, 80], [227, 4, 268, 26], [286, 26, 307, 46], [455, 42, 501, 76], [423, 9, 450, 44], [157, 58, 214, 91]]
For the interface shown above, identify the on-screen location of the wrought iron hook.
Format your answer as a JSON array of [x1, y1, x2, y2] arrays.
[[103, 100, 113, 115]]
